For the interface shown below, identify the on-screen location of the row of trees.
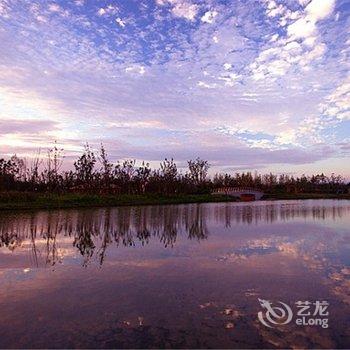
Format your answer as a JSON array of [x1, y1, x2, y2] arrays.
[[0, 143, 348, 195]]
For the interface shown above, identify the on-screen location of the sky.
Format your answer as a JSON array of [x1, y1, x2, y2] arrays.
[[0, 0, 349, 177]]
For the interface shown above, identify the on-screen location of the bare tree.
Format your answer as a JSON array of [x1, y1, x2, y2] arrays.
[[45, 141, 64, 190], [187, 157, 210, 185], [98, 144, 113, 187], [74, 143, 96, 190]]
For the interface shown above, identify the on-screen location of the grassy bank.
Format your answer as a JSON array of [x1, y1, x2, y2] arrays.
[[0, 192, 238, 211], [264, 193, 350, 200], [0, 191, 349, 211]]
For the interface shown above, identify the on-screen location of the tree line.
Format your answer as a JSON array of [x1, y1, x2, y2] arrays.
[[0, 143, 348, 195]]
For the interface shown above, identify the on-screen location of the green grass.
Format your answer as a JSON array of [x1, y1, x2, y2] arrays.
[[0, 191, 349, 211]]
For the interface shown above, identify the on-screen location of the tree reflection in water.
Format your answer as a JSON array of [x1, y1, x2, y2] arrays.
[[0, 202, 347, 267]]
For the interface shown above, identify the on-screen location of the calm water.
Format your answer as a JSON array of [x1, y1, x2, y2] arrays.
[[0, 200, 349, 349]]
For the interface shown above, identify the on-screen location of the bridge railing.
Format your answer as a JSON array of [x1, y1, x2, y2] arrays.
[[211, 187, 263, 194]]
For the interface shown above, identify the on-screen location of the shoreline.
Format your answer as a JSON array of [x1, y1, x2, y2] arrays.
[[0, 192, 350, 211]]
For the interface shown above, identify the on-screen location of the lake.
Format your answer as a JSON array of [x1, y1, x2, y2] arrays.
[[0, 200, 349, 349]]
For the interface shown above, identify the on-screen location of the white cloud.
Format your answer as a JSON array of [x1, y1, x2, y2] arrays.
[[267, 4, 285, 18], [115, 17, 125, 27], [97, 5, 119, 17], [303, 36, 317, 47], [267, 59, 290, 76], [171, 1, 198, 21], [287, 0, 335, 40], [284, 41, 301, 52], [48, 3, 61, 13], [157, 0, 198, 21], [308, 43, 326, 58], [36, 15, 47, 23], [287, 17, 317, 39], [74, 0, 84, 6], [197, 81, 217, 89], [305, 0, 335, 22], [201, 10, 218, 24], [320, 77, 350, 121], [218, 73, 240, 86], [270, 33, 279, 42], [266, 0, 276, 10], [97, 8, 106, 16], [125, 66, 145, 75], [47, 3, 69, 17]]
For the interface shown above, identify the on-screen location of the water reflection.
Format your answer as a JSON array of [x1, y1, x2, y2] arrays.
[[0, 200, 349, 348], [217, 201, 347, 225], [0, 200, 349, 267]]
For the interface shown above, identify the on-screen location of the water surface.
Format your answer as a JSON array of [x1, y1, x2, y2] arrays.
[[0, 200, 349, 348]]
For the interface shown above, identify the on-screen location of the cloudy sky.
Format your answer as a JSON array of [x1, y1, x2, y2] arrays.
[[0, 0, 349, 176]]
